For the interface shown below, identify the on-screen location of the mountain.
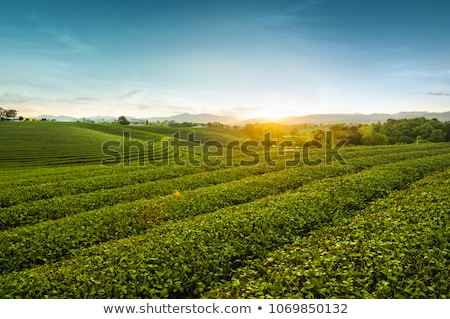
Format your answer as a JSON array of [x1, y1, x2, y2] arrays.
[[146, 113, 238, 125], [36, 113, 238, 124], [243, 111, 450, 124], [38, 111, 450, 125], [37, 115, 79, 122], [87, 116, 118, 122]]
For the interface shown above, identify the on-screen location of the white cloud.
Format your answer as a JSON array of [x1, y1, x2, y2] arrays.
[[56, 32, 92, 54], [426, 92, 450, 96], [119, 89, 145, 100], [0, 91, 30, 104]]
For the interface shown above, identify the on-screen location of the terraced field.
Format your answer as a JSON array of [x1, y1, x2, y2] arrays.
[[0, 121, 172, 168], [0, 122, 449, 298]]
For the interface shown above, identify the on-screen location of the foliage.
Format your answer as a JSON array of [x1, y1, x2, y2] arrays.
[[314, 118, 450, 145], [0, 108, 18, 119], [3, 148, 439, 273], [373, 117, 450, 143], [1, 121, 450, 298], [118, 116, 130, 125], [0, 122, 168, 169], [0, 164, 284, 229], [206, 169, 450, 298], [362, 132, 389, 146], [1, 153, 450, 297]]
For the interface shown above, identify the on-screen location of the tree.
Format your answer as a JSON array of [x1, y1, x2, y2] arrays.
[[398, 135, 415, 144], [242, 124, 256, 138], [0, 108, 18, 120], [429, 129, 446, 142], [118, 115, 130, 125], [413, 123, 434, 140], [445, 122, 450, 142], [347, 126, 363, 145], [5, 109, 17, 118], [362, 132, 389, 146], [312, 129, 326, 142]]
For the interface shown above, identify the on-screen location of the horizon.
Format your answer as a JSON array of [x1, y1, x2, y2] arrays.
[[1, 0, 450, 118], [27, 110, 450, 125]]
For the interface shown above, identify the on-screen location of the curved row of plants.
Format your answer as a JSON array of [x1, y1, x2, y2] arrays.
[[0, 165, 204, 207], [0, 163, 288, 230], [2, 147, 449, 231], [0, 163, 349, 274], [0, 149, 449, 274], [0, 164, 131, 187], [204, 169, 450, 298], [76, 122, 166, 142], [0, 144, 444, 227], [1, 142, 444, 190], [1, 154, 449, 297]]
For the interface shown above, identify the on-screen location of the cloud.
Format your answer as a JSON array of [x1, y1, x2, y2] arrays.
[[427, 92, 450, 96], [0, 91, 29, 104], [74, 96, 98, 102], [0, 91, 99, 109], [229, 106, 261, 112], [14, 23, 90, 55], [56, 32, 92, 54], [119, 89, 144, 100], [137, 103, 195, 113]]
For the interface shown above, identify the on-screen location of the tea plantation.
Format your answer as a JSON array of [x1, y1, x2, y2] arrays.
[[0, 122, 449, 298]]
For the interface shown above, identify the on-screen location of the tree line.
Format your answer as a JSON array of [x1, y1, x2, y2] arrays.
[[0, 107, 18, 119], [316, 117, 450, 145], [239, 118, 450, 145]]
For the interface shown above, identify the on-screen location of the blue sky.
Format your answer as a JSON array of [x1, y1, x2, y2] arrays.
[[0, 0, 449, 119]]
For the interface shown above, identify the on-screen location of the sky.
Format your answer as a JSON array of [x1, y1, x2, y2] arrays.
[[0, 0, 449, 119]]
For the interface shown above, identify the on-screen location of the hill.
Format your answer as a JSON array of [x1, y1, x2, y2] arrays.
[[244, 111, 450, 124], [147, 113, 237, 125], [0, 122, 174, 169], [1, 120, 450, 298], [38, 111, 450, 125]]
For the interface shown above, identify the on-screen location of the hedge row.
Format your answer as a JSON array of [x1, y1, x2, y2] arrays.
[[0, 165, 346, 274], [0, 164, 290, 230], [0, 165, 205, 207], [204, 169, 450, 298], [1, 143, 446, 203], [1, 154, 449, 297], [0, 149, 446, 273], [3, 145, 449, 232]]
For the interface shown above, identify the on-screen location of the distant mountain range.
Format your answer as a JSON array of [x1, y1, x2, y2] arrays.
[[273, 111, 450, 124], [37, 113, 236, 124], [38, 111, 450, 125]]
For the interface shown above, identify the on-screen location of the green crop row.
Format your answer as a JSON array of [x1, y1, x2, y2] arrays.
[[204, 169, 450, 298], [75, 123, 166, 141], [0, 150, 195, 188], [1, 142, 446, 188], [3, 146, 449, 232], [0, 163, 350, 274], [0, 164, 128, 187], [0, 164, 290, 230], [0, 149, 448, 273], [1, 154, 449, 298], [0, 165, 205, 207]]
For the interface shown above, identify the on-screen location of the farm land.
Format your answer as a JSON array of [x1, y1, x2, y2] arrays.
[[0, 121, 449, 298]]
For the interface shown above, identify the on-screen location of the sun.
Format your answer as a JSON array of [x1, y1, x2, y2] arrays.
[[251, 107, 289, 121]]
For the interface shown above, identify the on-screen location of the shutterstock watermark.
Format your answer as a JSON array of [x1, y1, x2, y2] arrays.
[[101, 131, 348, 167]]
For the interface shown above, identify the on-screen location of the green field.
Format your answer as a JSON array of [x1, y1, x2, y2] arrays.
[[0, 122, 449, 298]]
